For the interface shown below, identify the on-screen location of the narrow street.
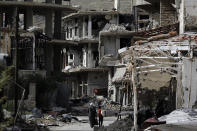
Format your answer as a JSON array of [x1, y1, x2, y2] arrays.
[[1, 0, 197, 131], [48, 116, 117, 131]]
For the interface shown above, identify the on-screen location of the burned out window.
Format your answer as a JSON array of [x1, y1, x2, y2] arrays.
[[75, 18, 78, 23], [139, 15, 149, 20], [93, 51, 99, 60], [119, 15, 133, 30], [120, 38, 131, 48], [138, 14, 150, 29], [70, 28, 72, 38], [111, 68, 114, 77], [109, 90, 114, 95], [139, 23, 145, 28], [75, 27, 78, 36], [70, 54, 74, 59], [66, 27, 69, 38]]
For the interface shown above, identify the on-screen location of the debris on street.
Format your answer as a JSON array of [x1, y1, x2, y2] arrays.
[[1, 0, 197, 131]]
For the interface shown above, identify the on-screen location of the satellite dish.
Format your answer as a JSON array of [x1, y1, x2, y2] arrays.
[[105, 15, 112, 20], [63, 48, 66, 53]]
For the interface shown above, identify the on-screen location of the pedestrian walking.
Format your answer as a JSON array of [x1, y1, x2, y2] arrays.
[[98, 106, 103, 127], [88, 103, 97, 128]]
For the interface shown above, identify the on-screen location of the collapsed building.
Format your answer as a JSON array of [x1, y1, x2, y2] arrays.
[[98, 0, 178, 108], [128, 0, 197, 109]]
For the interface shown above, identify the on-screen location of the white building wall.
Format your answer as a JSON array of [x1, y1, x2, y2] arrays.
[[184, 0, 197, 30], [182, 58, 197, 108]]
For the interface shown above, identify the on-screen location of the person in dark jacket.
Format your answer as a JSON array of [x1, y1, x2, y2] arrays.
[[88, 103, 97, 128]]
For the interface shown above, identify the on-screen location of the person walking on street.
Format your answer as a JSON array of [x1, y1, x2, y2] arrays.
[[88, 103, 97, 128], [98, 106, 103, 127]]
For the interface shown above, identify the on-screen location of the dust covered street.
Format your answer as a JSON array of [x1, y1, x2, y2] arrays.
[[48, 116, 117, 131], [2, 0, 197, 131]]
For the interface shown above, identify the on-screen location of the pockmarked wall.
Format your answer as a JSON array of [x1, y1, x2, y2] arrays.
[[185, 0, 197, 30]]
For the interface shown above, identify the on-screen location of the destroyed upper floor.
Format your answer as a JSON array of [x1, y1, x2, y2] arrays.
[[62, 11, 133, 42], [0, 0, 77, 41], [136, 0, 197, 32], [70, 0, 132, 14]]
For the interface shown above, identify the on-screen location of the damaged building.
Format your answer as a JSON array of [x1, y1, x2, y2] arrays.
[[57, 0, 134, 98], [0, 0, 76, 74], [98, 0, 179, 108], [0, 0, 77, 109], [2, 0, 197, 129]]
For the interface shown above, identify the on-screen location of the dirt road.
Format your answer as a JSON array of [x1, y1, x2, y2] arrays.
[[48, 116, 117, 131]]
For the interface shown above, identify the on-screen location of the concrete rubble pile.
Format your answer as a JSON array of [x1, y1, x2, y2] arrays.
[[23, 107, 87, 127], [144, 109, 197, 131], [158, 109, 197, 124], [103, 100, 133, 111], [102, 24, 126, 32], [108, 24, 126, 32]]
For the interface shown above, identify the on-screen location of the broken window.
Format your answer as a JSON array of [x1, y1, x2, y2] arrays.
[[93, 51, 99, 67], [109, 90, 114, 95], [66, 54, 68, 66], [120, 38, 131, 48], [75, 18, 78, 23], [139, 15, 149, 20], [119, 15, 133, 31], [75, 27, 78, 36], [92, 16, 108, 36], [70, 54, 74, 60], [138, 15, 150, 29], [74, 18, 78, 36], [66, 27, 69, 38], [93, 51, 98, 60], [70, 28, 72, 38]]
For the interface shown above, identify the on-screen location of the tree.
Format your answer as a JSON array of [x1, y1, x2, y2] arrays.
[[0, 66, 14, 122]]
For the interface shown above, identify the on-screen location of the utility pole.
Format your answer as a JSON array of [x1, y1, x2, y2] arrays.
[[179, 0, 184, 34], [130, 49, 138, 131], [132, 58, 138, 131], [14, 7, 19, 117]]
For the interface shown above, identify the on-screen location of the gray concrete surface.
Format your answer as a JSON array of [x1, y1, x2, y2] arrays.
[[48, 116, 117, 131]]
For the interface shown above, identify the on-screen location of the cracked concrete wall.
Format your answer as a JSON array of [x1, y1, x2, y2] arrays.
[[185, 0, 197, 31], [139, 72, 171, 91], [136, 59, 176, 111]]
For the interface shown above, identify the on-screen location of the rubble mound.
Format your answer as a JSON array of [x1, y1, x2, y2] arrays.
[[102, 24, 127, 32], [103, 100, 132, 111], [159, 108, 197, 124]]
